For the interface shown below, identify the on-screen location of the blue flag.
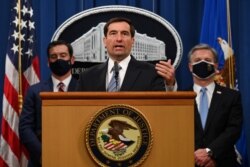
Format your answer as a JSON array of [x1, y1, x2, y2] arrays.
[[200, 0, 227, 70]]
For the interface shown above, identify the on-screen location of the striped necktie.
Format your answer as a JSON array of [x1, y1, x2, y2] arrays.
[[57, 82, 65, 92], [107, 65, 121, 92], [200, 87, 208, 129]]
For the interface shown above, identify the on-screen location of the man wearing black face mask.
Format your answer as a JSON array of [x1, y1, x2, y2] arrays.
[[188, 44, 243, 167], [19, 40, 77, 167]]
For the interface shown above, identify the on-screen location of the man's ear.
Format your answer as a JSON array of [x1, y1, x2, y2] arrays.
[[103, 37, 107, 48], [188, 63, 193, 72], [131, 37, 135, 45], [71, 56, 75, 65], [214, 63, 220, 74]]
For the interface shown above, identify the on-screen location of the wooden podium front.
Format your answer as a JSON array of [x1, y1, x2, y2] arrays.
[[41, 92, 195, 167]]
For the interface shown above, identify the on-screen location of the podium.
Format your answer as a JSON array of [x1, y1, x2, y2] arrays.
[[41, 91, 195, 167]]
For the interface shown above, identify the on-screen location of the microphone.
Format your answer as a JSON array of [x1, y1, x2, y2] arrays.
[[114, 61, 119, 90], [114, 61, 119, 80]]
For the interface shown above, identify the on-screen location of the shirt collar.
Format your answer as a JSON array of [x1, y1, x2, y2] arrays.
[[108, 55, 131, 73], [52, 75, 72, 91], [193, 82, 215, 95]]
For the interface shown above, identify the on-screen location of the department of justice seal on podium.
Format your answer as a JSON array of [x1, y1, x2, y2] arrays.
[[85, 104, 153, 167]]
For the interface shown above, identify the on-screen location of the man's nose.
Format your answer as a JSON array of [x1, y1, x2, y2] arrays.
[[116, 33, 123, 41]]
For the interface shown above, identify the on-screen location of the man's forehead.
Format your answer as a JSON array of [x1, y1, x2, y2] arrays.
[[193, 49, 213, 57], [108, 22, 130, 29], [50, 45, 67, 51]]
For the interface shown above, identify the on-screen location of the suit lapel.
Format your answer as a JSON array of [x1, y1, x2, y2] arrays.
[[120, 57, 141, 91], [94, 62, 107, 91], [42, 78, 54, 91], [194, 102, 205, 133], [42, 77, 77, 92], [190, 86, 204, 133], [204, 84, 222, 132], [68, 77, 77, 91]]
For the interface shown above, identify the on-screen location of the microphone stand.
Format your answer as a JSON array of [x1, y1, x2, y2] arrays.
[[114, 61, 119, 91]]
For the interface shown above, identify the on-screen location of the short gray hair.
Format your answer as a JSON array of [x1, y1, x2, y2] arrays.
[[187, 43, 218, 63]]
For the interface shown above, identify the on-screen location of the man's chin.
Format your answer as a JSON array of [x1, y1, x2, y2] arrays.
[[110, 54, 128, 61]]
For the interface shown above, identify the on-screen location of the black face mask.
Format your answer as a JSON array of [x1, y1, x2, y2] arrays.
[[192, 60, 215, 79], [49, 59, 71, 76]]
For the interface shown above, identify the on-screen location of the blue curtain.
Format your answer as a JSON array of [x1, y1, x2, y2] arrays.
[[0, 0, 249, 164], [238, 0, 250, 166]]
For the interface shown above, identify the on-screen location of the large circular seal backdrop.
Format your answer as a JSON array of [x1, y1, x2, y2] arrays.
[[51, 5, 183, 78]]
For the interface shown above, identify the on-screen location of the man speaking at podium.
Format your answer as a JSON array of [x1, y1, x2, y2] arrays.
[[76, 17, 177, 92]]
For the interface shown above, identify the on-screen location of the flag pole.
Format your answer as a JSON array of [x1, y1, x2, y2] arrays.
[[226, 0, 235, 89], [18, 0, 23, 113]]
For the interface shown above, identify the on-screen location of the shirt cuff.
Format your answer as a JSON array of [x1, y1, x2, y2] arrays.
[[165, 80, 177, 91]]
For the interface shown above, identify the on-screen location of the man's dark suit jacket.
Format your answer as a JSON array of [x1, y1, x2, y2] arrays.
[[19, 77, 77, 167], [194, 83, 243, 167], [76, 56, 165, 91]]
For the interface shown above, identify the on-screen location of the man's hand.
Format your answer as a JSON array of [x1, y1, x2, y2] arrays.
[[155, 59, 175, 86], [194, 149, 216, 167]]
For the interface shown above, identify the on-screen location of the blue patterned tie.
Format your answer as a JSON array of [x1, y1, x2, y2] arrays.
[[107, 65, 121, 92], [200, 87, 208, 129]]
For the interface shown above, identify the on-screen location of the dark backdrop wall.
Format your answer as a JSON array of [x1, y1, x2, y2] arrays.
[[0, 0, 249, 164]]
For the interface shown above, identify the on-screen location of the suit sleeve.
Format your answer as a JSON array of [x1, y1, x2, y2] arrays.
[[150, 72, 166, 91], [75, 73, 84, 91], [208, 91, 243, 159], [19, 86, 41, 165]]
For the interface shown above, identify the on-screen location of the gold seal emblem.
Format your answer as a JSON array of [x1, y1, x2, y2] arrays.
[[86, 104, 153, 167]]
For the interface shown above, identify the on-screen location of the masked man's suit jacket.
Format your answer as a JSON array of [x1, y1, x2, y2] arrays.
[[194, 83, 242, 167], [76, 56, 165, 91], [19, 77, 77, 167]]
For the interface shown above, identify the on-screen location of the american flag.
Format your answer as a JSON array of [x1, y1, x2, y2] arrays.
[[0, 0, 40, 166]]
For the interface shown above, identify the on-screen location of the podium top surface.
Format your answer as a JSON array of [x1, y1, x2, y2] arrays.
[[40, 91, 196, 100]]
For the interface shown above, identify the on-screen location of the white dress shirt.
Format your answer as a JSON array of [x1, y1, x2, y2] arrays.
[[106, 56, 130, 89], [193, 82, 215, 113], [51, 75, 72, 92]]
